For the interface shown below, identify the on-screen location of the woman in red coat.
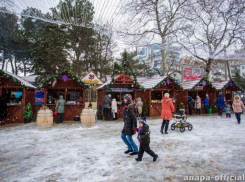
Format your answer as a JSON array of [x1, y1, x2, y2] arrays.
[[160, 93, 175, 134]]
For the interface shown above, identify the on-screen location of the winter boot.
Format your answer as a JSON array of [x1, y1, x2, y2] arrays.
[[160, 130, 163, 134], [130, 152, 139, 156], [165, 131, 168, 134], [124, 150, 133, 154], [135, 158, 142, 161], [153, 155, 158, 162]]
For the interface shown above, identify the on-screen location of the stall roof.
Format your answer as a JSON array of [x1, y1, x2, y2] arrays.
[[180, 79, 202, 90], [211, 80, 229, 90], [140, 76, 166, 89], [1, 70, 36, 89], [97, 74, 145, 90], [21, 75, 38, 83]]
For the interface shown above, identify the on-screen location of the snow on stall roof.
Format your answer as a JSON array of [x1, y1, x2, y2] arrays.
[[140, 76, 166, 89], [21, 75, 38, 83], [211, 80, 229, 90], [180, 79, 202, 90], [97, 75, 166, 90], [1, 70, 36, 89]]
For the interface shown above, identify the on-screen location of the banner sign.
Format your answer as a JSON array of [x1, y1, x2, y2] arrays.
[[35, 88, 44, 105], [106, 88, 135, 93], [183, 68, 203, 80]]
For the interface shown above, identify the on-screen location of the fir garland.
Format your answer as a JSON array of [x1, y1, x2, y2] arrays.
[[221, 79, 243, 91], [38, 71, 89, 89], [192, 78, 217, 91], [151, 77, 184, 91], [0, 70, 29, 89]]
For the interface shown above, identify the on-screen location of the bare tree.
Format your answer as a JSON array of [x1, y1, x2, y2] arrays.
[[176, 0, 245, 80], [121, 0, 189, 76]]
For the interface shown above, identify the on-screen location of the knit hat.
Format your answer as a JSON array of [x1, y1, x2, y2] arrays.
[[164, 93, 170, 98], [124, 94, 132, 102], [139, 117, 146, 125]]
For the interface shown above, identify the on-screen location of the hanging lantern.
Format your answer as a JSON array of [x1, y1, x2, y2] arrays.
[[167, 78, 170, 85], [62, 74, 69, 81], [202, 80, 206, 86], [229, 82, 233, 86]]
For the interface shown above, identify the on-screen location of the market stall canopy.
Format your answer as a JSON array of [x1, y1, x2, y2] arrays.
[[211, 80, 243, 91], [0, 69, 36, 89], [39, 71, 88, 89], [97, 74, 144, 90], [180, 79, 202, 90]]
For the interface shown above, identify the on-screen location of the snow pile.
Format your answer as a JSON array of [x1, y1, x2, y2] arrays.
[[0, 115, 245, 182]]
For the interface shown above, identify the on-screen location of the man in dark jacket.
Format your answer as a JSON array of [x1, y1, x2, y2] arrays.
[[215, 93, 225, 117], [121, 94, 138, 155], [135, 118, 158, 162], [188, 96, 194, 115], [103, 94, 111, 120], [0, 96, 7, 125]]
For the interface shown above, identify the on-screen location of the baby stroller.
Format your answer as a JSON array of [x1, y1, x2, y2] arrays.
[[171, 109, 193, 133]]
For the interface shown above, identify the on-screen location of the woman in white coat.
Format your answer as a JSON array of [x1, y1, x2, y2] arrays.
[[111, 98, 118, 120], [196, 96, 201, 114]]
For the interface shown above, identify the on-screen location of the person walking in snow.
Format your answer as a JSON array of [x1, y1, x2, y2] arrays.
[[188, 96, 194, 115], [111, 98, 118, 120], [225, 104, 232, 118], [160, 93, 175, 134], [203, 96, 209, 114], [135, 118, 158, 162], [195, 95, 201, 114], [103, 94, 111, 120], [0, 96, 7, 125], [215, 93, 225, 117], [136, 97, 143, 118], [232, 95, 245, 124], [55, 95, 66, 123], [121, 94, 138, 155]]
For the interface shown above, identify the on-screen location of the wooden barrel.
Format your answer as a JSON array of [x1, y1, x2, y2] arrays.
[[36, 109, 53, 130], [80, 109, 95, 127]]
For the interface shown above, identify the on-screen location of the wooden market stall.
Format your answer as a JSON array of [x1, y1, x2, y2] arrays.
[[0, 70, 36, 124], [212, 80, 244, 106], [40, 72, 88, 121], [141, 77, 184, 117], [181, 78, 217, 114], [97, 73, 146, 118]]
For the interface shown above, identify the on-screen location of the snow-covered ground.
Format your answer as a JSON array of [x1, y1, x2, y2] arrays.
[[0, 115, 245, 182]]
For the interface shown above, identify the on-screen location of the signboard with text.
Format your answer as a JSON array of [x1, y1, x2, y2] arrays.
[[183, 67, 203, 80]]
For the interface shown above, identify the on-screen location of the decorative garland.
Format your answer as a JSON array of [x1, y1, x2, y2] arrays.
[[0, 70, 29, 89], [221, 79, 243, 91], [104, 69, 146, 91], [192, 78, 217, 91], [38, 71, 89, 89], [151, 76, 184, 91]]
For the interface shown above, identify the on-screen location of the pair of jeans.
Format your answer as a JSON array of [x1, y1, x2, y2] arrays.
[[161, 120, 169, 133], [57, 113, 64, 123], [235, 113, 242, 123], [138, 143, 156, 159], [104, 108, 111, 120], [121, 133, 138, 152], [218, 108, 223, 117], [189, 107, 193, 115]]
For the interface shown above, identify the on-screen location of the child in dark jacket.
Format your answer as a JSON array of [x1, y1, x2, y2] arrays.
[[135, 118, 158, 162]]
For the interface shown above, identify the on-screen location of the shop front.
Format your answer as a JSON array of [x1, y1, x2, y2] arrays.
[[212, 80, 243, 106], [0, 70, 36, 123], [181, 78, 217, 114], [41, 72, 88, 121], [97, 73, 145, 118], [141, 77, 184, 117]]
